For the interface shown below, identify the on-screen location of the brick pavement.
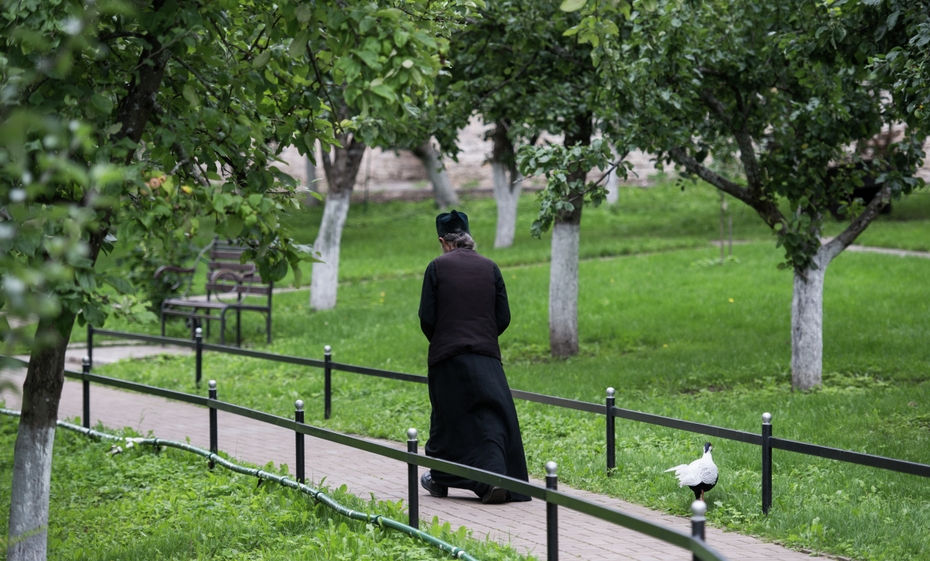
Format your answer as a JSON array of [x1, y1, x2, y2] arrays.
[[2, 346, 817, 561]]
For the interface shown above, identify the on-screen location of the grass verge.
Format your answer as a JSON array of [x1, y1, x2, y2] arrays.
[[0, 415, 531, 560]]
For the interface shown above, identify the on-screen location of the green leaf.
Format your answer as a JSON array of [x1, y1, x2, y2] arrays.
[[82, 302, 106, 327], [182, 84, 199, 107], [76, 270, 97, 293], [103, 276, 134, 295], [295, 4, 312, 22], [370, 84, 396, 101], [252, 50, 272, 69], [559, 0, 586, 12], [355, 49, 381, 70], [90, 94, 113, 114], [289, 31, 309, 59], [221, 215, 245, 238]]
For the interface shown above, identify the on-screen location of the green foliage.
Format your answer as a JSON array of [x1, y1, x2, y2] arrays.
[[435, 0, 597, 163], [517, 139, 628, 236], [0, 416, 531, 560], [0, 0, 475, 357], [868, 0, 930, 124], [565, 0, 928, 271]]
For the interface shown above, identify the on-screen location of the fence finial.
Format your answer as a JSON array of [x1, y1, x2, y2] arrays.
[[324, 345, 332, 355], [208, 379, 217, 390], [546, 461, 558, 477], [606, 387, 615, 397], [407, 428, 418, 440], [762, 412, 772, 424], [195, 327, 203, 338], [82, 356, 90, 367], [691, 500, 707, 518], [295, 399, 304, 411]]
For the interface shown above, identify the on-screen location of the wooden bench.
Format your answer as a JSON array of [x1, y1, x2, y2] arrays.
[[155, 238, 273, 347]]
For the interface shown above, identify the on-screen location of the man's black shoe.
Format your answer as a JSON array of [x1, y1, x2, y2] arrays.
[[481, 485, 508, 505], [420, 472, 448, 498]]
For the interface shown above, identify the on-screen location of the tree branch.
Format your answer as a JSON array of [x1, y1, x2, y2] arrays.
[[475, 52, 539, 108], [668, 147, 752, 203], [823, 180, 894, 260], [699, 89, 764, 190]]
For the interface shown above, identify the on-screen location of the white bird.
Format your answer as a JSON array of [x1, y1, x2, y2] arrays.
[[665, 442, 718, 501]]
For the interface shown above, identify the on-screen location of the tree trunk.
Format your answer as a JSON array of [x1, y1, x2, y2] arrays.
[[791, 245, 837, 391], [302, 154, 320, 207], [8, 23, 171, 560], [311, 136, 366, 310], [605, 145, 620, 205], [411, 139, 458, 209], [548, 113, 591, 357], [549, 214, 581, 357], [7, 314, 74, 561], [492, 163, 522, 248], [490, 123, 521, 249]]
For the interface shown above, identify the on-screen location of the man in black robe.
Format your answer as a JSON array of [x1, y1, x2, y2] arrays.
[[417, 209, 531, 504]]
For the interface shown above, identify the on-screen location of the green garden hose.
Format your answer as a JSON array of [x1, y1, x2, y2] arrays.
[[0, 409, 482, 561]]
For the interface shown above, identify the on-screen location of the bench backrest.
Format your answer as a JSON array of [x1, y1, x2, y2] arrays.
[[205, 239, 273, 302]]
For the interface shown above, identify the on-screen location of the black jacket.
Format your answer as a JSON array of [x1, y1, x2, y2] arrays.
[[418, 248, 510, 366]]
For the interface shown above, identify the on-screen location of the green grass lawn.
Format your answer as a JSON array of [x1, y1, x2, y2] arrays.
[[0, 415, 531, 560], [79, 181, 930, 560]]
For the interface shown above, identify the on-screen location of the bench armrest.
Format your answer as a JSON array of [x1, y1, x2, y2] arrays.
[[154, 265, 197, 294], [209, 268, 254, 301], [154, 265, 196, 279]]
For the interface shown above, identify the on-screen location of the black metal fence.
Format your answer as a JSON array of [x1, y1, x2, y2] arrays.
[[5, 353, 727, 561], [86, 325, 930, 518]]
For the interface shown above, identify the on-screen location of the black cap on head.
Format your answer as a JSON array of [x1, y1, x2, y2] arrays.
[[436, 210, 469, 236]]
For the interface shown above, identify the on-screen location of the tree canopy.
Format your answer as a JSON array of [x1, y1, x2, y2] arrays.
[[1, 0, 478, 557]]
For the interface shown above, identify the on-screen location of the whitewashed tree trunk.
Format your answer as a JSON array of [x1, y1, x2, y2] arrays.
[[8, 424, 55, 561], [310, 188, 352, 310], [412, 140, 458, 209], [8, 316, 72, 561], [311, 136, 366, 311], [549, 218, 580, 357], [490, 122, 521, 249], [606, 164, 620, 206], [492, 161, 522, 249], [791, 242, 843, 390]]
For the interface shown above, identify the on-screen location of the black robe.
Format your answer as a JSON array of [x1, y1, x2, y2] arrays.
[[419, 248, 531, 501]]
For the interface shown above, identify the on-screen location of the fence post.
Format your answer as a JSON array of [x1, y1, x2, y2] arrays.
[[762, 412, 772, 514], [195, 327, 203, 389], [208, 379, 218, 469], [82, 357, 91, 429], [295, 400, 305, 484], [86, 324, 93, 369], [691, 499, 706, 561], [407, 428, 419, 530], [546, 461, 558, 561], [324, 345, 332, 419], [606, 387, 616, 474]]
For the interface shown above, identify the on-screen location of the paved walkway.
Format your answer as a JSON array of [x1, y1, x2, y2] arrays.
[[2, 346, 818, 561]]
